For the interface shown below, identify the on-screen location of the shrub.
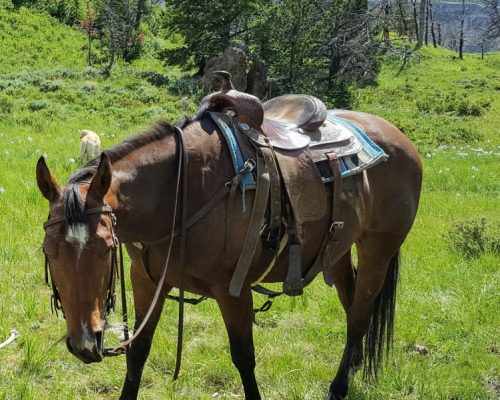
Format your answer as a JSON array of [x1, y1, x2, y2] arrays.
[[447, 218, 500, 259], [39, 79, 63, 93], [81, 81, 98, 92], [0, 94, 14, 114], [27, 99, 50, 111], [456, 100, 483, 117]]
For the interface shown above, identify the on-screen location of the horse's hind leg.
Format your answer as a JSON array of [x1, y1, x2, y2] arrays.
[[328, 250, 356, 314], [328, 233, 402, 400], [214, 287, 261, 400], [120, 256, 169, 400], [326, 249, 363, 369]]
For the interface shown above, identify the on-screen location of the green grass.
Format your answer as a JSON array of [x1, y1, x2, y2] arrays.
[[0, 7, 499, 400], [356, 46, 500, 151]]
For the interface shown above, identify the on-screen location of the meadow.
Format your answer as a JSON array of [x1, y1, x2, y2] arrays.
[[0, 7, 498, 400]]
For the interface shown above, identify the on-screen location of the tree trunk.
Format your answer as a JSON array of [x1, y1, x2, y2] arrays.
[[412, 0, 419, 45], [437, 22, 442, 45], [397, 0, 409, 40], [87, 33, 92, 66], [430, 0, 437, 47], [383, 0, 390, 45], [459, 0, 465, 59], [416, 0, 427, 48], [135, 0, 146, 31], [425, 0, 429, 46]]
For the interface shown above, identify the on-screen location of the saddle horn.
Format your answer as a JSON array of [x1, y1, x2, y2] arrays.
[[199, 70, 264, 129]]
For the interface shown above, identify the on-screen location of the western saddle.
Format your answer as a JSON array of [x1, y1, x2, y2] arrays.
[[201, 71, 358, 298]]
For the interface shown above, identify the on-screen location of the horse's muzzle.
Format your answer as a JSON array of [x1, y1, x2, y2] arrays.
[[66, 330, 104, 364]]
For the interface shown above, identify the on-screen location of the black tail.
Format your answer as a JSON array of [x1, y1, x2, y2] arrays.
[[363, 251, 400, 381]]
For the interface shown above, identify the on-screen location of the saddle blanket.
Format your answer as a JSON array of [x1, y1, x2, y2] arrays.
[[209, 111, 388, 185], [316, 113, 388, 181]]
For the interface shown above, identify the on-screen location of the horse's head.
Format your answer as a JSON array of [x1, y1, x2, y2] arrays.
[[36, 154, 116, 363]]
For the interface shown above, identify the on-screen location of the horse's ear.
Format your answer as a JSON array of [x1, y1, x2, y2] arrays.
[[36, 157, 61, 202], [87, 153, 112, 202]]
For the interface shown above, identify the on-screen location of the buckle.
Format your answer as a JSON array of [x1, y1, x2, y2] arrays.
[[329, 221, 344, 232], [239, 158, 256, 175]]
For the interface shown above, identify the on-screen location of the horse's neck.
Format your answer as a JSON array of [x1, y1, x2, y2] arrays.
[[107, 140, 179, 243]]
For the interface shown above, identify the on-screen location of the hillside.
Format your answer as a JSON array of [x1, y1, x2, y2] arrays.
[[358, 46, 500, 150], [0, 6, 499, 400], [0, 7, 196, 184]]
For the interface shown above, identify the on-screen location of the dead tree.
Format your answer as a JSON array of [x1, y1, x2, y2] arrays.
[[459, 0, 466, 59]]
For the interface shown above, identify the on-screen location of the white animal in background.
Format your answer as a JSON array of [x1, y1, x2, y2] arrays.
[[78, 129, 101, 164]]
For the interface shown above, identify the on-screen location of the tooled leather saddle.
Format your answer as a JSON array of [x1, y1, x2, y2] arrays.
[[200, 71, 387, 298]]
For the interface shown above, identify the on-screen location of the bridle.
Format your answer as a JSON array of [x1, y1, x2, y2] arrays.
[[41, 123, 258, 376], [43, 205, 120, 322], [41, 126, 188, 366]]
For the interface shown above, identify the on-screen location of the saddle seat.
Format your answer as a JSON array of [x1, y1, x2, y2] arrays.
[[257, 95, 358, 153], [260, 94, 326, 150]]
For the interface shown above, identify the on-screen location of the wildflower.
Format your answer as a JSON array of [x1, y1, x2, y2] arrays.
[[472, 166, 479, 171], [27, 136, 33, 142], [0, 187, 4, 194], [425, 153, 432, 158], [458, 151, 469, 156], [69, 158, 75, 163]]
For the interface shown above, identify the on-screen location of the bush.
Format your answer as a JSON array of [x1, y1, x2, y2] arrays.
[[39, 79, 63, 93], [27, 99, 50, 111], [0, 94, 14, 114], [447, 218, 500, 259], [456, 100, 483, 117]]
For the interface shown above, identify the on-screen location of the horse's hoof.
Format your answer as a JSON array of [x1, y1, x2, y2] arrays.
[[326, 390, 345, 400], [327, 380, 348, 400]]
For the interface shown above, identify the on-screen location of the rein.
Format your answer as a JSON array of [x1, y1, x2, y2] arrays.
[[42, 124, 262, 377]]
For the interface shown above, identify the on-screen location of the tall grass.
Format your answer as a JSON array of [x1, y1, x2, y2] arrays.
[[0, 7, 498, 400]]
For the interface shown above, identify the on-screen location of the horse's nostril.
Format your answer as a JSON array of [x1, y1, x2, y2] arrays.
[[94, 330, 103, 354]]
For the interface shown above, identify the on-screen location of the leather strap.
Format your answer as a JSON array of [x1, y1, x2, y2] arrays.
[[43, 206, 113, 229], [261, 147, 281, 230], [229, 152, 270, 297], [173, 127, 188, 380], [302, 152, 343, 286], [225, 159, 256, 253], [104, 127, 186, 356]]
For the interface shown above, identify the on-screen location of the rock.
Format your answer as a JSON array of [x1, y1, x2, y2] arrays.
[[415, 344, 429, 355], [202, 46, 248, 91], [247, 57, 268, 99]]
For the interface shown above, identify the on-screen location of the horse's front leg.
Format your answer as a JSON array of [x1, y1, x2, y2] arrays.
[[119, 259, 169, 400], [214, 286, 261, 400]]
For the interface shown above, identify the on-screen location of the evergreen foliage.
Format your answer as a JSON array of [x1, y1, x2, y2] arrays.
[[163, 0, 380, 107]]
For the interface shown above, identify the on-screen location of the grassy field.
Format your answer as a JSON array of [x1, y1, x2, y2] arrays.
[[0, 7, 499, 400]]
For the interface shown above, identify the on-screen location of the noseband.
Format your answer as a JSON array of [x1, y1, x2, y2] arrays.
[[43, 205, 120, 320]]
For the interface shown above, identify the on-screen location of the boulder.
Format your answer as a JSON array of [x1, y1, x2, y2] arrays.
[[202, 46, 248, 91], [246, 58, 268, 99]]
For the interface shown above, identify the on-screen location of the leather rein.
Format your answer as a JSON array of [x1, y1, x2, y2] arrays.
[[42, 125, 255, 378]]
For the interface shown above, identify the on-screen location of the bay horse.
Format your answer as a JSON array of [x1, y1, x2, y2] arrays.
[[36, 102, 422, 399]]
